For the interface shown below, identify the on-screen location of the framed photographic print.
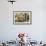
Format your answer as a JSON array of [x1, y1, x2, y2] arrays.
[[13, 11, 32, 25]]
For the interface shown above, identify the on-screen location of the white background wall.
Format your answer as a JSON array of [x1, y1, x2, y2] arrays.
[[0, 0, 46, 42]]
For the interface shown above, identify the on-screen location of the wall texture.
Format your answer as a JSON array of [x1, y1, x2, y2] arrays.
[[0, 0, 46, 41]]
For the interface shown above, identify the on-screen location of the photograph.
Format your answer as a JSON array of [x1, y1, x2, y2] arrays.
[[13, 11, 32, 25]]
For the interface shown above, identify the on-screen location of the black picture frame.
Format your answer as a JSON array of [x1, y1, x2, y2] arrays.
[[13, 11, 32, 25]]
